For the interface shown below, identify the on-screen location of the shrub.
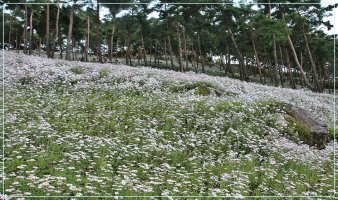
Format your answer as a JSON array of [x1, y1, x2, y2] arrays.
[[18, 76, 34, 85], [70, 67, 85, 74]]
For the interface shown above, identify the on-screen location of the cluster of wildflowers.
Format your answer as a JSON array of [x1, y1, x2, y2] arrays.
[[3, 51, 335, 196]]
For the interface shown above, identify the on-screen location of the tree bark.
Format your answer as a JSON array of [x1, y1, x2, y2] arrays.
[[127, 38, 132, 66], [183, 27, 188, 71], [198, 35, 204, 73], [8, 14, 12, 50], [39, 37, 41, 56], [46, 0, 50, 58], [125, 37, 129, 65], [52, 0, 60, 59], [192, 39, 197, 73], [115, 38, 118, 64], [29, 10, 33, 55], [58, 34, 63, 59], [24, 5, 27, 54], [228, 27, 245, 80], [110, 24, 115, 62], [287, 35, 312, 90], [176, 22, 183, 71], [149, 40, 152, 65], [285, 47, 296, 89], [85, 16, 90, 62], [15, 33, 18, 51], [18, 35, 22, 53], [164, 39, 167, 68], [278, 44, 284, 88], [155, 39, 158, 67], [280, 6, 313, 90], [72, 40, 75, 60], [66, 2, 75, 61], [272, 33, 279, 86], [96, 1, 104, 63], [226, 42, 233, 77], [141, 33, 147, 66], [303, 32, 322, 92], [251, 28, 263, 84], [168, 36, 174, 69]]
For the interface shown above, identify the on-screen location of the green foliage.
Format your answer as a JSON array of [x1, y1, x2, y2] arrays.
[[328, 127, 336, 140], [284, 115, 310, 144], [99, 68, 110, 78], [18, 76, 34, 85], [70, 66, 85, 74]]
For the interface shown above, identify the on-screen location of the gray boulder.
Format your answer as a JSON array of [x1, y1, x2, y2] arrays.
[[283, 103, 328, 149]]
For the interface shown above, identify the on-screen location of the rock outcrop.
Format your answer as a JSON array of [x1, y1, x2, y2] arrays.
[[283, 103, 328, 149]]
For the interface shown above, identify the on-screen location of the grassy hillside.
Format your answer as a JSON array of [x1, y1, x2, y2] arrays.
[[2, 51, 336, 198]]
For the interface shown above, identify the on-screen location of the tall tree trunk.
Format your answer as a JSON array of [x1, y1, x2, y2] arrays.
[[183, 27, 188, 71], [129, 49, 132, 66], [196, 38, 199, 70], [46, 0, 50, 58], [168, 36, 174, 69], [303, 32, 322, 92], [8, 14, 12, 50], [52, 0, 60, 59], [280, 9, 311, 89], [126, 36, 133, 66], [24, 5, 27, 54], [125, 37, 132, 66], [149, 40, 152, 65], [72, 40, 75, 60], [15, 33, 18, 51], [18, 35, 22, 53], [278, 45, 284, 88], [176, 22, 183, 71], [58, 34, 63, 59], [272, 33, 279, 86], [287, 35, 312, 90], [110, 24, 115, 62], [141, 33, 147, 66], [191, 38, 198, 74], [155, 39, 158, 67], [164, 39, 167, 68], [29, 10, 33, 55], [228, 27, 245, 80], [85, 16, 90, 62], [66, 2, 75, 61], [96, 1, 103, 63], [39, 37, 41, 56], [285, 47, 296, 89], [115, 38, 118, 64], [226, 42, 233, 77], [323, 65, 332, 93], [251, 28, 263, 84], [198, 35, 204, 73]]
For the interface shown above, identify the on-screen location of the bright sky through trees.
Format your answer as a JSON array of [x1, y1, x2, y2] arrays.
[[99, 0, 337, 34]]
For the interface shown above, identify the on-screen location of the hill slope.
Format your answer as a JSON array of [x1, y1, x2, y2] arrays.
[[3, 51, 336, 197]]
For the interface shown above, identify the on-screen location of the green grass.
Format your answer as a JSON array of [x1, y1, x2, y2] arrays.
[[70, 66, 86, 74]]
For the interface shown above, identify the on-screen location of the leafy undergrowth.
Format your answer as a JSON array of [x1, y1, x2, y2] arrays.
[[3, 51, 336, 197]]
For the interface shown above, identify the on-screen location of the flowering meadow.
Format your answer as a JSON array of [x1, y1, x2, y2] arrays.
[[2, 51, 337, 198]]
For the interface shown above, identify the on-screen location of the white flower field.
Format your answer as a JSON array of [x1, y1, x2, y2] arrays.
[[2, 51, 337, 198]]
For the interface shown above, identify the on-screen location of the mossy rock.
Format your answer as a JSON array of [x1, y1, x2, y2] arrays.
[[70, 67, 85, 74], [171, 81, 224, 97], [282, 103, 328, 149], [195, 84, 222, 97], [284, 115, 311, 144]]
